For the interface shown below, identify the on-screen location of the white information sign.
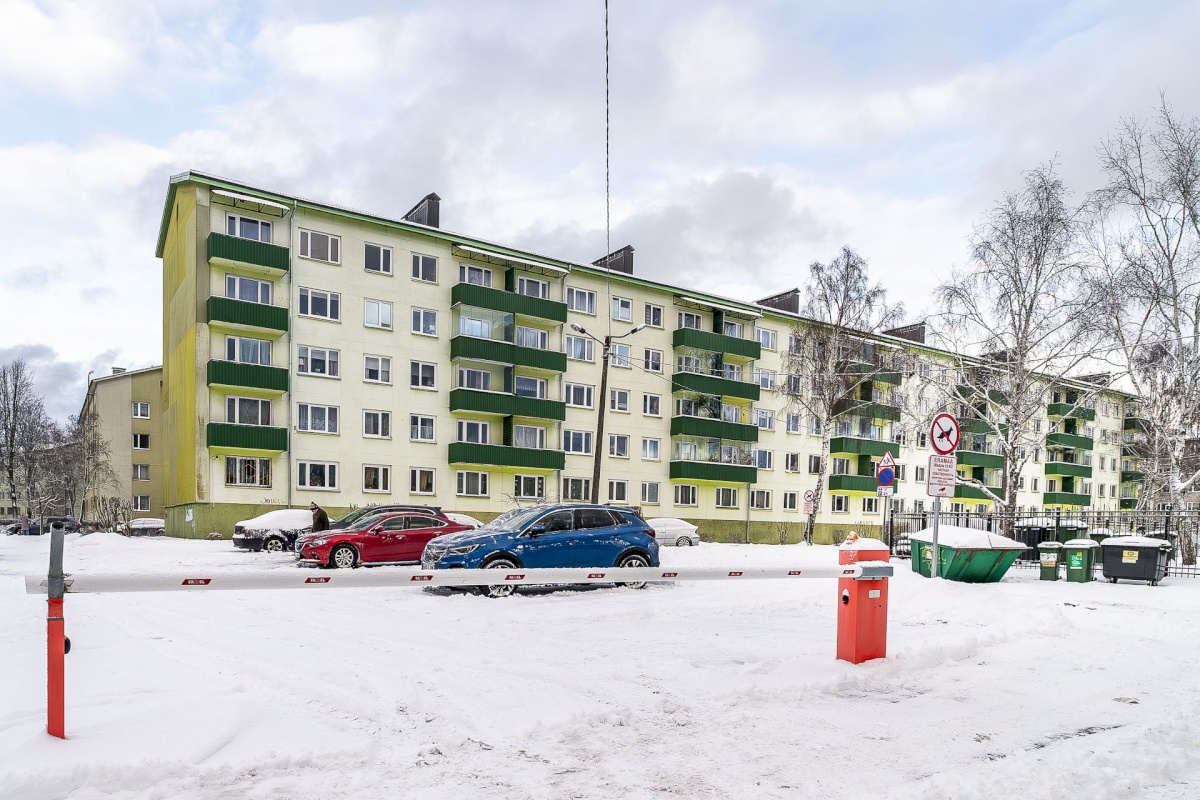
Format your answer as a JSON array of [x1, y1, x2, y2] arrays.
[[926, 454, 958, 497], [876, 486, 894, 497]]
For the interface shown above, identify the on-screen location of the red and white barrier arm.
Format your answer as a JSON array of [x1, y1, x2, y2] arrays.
[[25, 564, 893, 594]]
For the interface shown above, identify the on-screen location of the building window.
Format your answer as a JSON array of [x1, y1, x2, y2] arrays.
[[298, 403, 338, 434], [456, 420, 490, 444], [643, 394, 661, 416], [515, 326, 547, 349], [516, 275, 548, 299], [783, 492, 798, 511], [608, 480, 628, 502], [809, 416, 823, 436], [784, 453, 800, 473], [832, 495, 849, 513], [610, 388, 630, 412], [363, 299, 392, 330], [364, 355, 392, 384], [515, 376, 546, 399], [512, 424, 546, 449], [565, 383, 594, 408], [298, 461, 338, 490], [715, 487, 739, 508], [612, 297, 632, 322], [363, 465, 391, 493], [459, 315, 492, 338], [832, 457, 850, 475], [642, 482, 660, 504], [722, 321, 743, 338], [566, 336, 594, 362], [566, 286, 596, 314], [609, 434, 630, 458], [754, 449, 773, 470], [564, 430, 593, 454], [863, 497, 879, 514], [132, 433, 150, 449], [133, 464, 150, 481], [562, 478, 591, 501], [644, 349, 663, 373], [459, 264, 491, 286], [132, 495, 151, 512], [750, 490, 771, 510], [514, 475, 546, 500], [299, 288, 341, 321], [808, 454, 822, 473], [755, 328, 777, 350], [754, 409, 775, 430], [225, 274, 271, 305], [226, 335, 271, 366], [410, 468, 435, 494], [410, 361, 437, 389], [678, 311, 703, 330], [226, 214, 272, 243], [917, 432, 929, 448], [132, 401, 150, 419], [754, 369, 776, 390], [915, 465, 926, 482], [674, 484, 698, 506], [411, 308, 437, 336], [642, 438, 661, 461], [456, 471, 489, 497], [410, 415, 435, 442], [645, 304, 663, 327], [785, 413, 801, 433], [226, 456, 271, 487], [226, 396, 271, 426], [364, 243, 392, 274], [297, 346, 339, 377], [412, 253, 437, 282], [363, 410, 391, 438], [458, 367, 491, 391], [611, 343, 631, 368], [299, 229, 340, 263]]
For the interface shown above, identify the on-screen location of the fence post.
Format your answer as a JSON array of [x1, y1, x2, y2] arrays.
[[46, 524, 66, 739]]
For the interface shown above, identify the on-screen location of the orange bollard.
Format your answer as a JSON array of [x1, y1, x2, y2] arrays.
[[47, 597, 65, 738], [836, 534, 890, 664]]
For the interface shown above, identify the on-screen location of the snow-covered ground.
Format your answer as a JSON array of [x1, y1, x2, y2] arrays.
[[1, 533, 1198, 799]]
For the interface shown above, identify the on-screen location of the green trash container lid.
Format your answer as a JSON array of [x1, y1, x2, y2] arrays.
[[1063, 538, 1100, 548], [1037, 541, 1063, 550]]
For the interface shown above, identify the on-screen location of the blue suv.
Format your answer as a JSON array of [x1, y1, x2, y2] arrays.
[[421, 503, 659, 597]]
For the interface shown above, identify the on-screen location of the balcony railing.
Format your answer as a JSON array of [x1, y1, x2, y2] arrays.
[[206, 360, 288, 393], [670, 415, 759, 442], [448, 388, 566, 421], [956, 450, 1004, 469], [1047, 402, 1096, 421], [668, 460, 756, 483], [449, 335, 567, 372], [451, 282, 567, 323], [954, 485, 1006, 501], [206, 422, 288, 452], [207, 232, 289, 272], [827, 474, 879, 492], [671, 328, 761, 360], [447, 442, 564, 471], [1043, 491, 1091, 507], [671, 369, 760, 401], [1044, 461, 1093, 479], [829, 436, 892, 457], [207, 296, 288, 333], [1045, 432, 1093, 450], [832, 398, 901, 422]]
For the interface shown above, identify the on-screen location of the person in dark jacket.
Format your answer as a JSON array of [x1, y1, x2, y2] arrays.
[[310, 502, 330, 532], [19, 513, 30, 536]]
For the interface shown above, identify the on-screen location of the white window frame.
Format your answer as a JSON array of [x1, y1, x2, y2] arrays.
[[297, 403, 339, 434], [412, 253, 437, 283], [808, 454, 822, 474], [225, 274, 271, 305], [364, 298, 393, 330], [515, 325, 548, 350], [299, 287, 341, 322], [609, 388, 630, 413], [609, 434, 630, 458], [611, 343, 631, 368], [364, 242, 392, 275], [607, 480, 628, 503], [612, 296, 633, 322], [750, 490, 771, 510], [514, 474, 546, 500], [678, 311, 703, 330], [363, 409, 392, 438], [832, 495, 849, 513], [564, 430, 593, 454], [363, 464, 392, 493], [226, 213, 272, 243], [298, 229, 340, 264], [297, 345, 340, 378], [756, 328, 777, 350], [457, 367, 492, 392], [562, 477, 591, 501], [565, 336, 594, 362], [642, 438, 661, 461], [641, 482, 660, 504], [456, 470, 489, 497], [566, 286, 596, 315], [644, 303, 663, 328], [297, 461, 339, 490], [459, 263, 492, 286], [754, 369, 777, 390], [754, 449, 773, 470], [643, 394, 661, 417], [564, 383, 595, 408], [410, 414, 435, 442], [132, 433, 150, 450], [226, 335, 272, 366], [674, 484, 698, 506], [516, 275, 548, 299], [364, 355, 392, 384], [644, 349, 663, 373], [863, 497, 879, 514], [515, 375, 547, 400], [411, 307, 437, 337], [132, 495, 151, 512], [225, 396, 272, 426], [715, 487, 739, 509], [410, 467, 436, 495], [512, 424, 546, 450], [132, 401, 150, 419], [225, 455, 271, 487], [783, 492, 798, 511], [133, 464, 150, 481], [410, 361, 437, 390], [456, 419, 491, 444]]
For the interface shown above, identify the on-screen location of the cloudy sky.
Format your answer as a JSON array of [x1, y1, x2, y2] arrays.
[[1, 0, 1198, 419]]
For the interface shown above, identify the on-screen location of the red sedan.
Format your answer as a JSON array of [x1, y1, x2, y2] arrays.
[[294, 511, 471, 568]]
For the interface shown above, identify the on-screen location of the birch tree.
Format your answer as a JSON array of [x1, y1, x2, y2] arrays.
[[0, 359, 50, 513]]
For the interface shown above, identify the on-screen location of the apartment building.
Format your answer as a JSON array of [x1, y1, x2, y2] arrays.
[[149, 171, 1143, 540], [80, 366, 165, 520]]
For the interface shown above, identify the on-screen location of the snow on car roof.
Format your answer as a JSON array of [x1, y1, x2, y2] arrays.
[[236, 509, 313, 530], [646, 518, 699, 533], [910, 525, 1026, 550], [445, 513, 483, 528]]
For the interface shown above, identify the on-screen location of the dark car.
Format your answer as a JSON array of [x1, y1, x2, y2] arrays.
[[421, 504, 659, 597], [328, 504, 446, 531], [295, 510, 470, 568]]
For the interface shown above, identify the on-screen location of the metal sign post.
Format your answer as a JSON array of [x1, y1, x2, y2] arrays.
[[927, 415, 960, 580]]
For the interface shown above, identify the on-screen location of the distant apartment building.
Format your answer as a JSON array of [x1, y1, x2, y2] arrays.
[[80, 366, 164, 520]]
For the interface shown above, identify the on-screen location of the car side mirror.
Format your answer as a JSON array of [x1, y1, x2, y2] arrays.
[[371, 525, 385, 534], [527, 524, 547, 536]]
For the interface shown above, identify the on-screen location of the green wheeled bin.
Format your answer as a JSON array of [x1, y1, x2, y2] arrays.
[[1063, 539, 1100, 582], [1037, 542, 1063, 581], [909, 526, 1026, 583]]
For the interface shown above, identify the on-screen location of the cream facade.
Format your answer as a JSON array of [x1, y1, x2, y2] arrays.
[[150, 171, 1143, 541], [80, 366, 164, 520]]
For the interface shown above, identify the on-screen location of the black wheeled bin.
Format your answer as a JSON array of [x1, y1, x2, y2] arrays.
[[1099, 536, 1170, 585]]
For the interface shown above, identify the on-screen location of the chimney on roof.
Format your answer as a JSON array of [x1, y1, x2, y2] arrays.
[[404, 193, 441, 228], [111, 367, 126, 375], [593, 245, 635, 275], [883, 322, 926, 344], [756, 289, 800, 314]]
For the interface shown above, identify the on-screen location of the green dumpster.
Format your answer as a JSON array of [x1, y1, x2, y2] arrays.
[[1037, 542, 1063, 581], [909, 526, 1026, 583], [1063, 539, 1100, 582]]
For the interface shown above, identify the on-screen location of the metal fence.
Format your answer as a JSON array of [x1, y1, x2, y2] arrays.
[[884, 509, 1199, 578]]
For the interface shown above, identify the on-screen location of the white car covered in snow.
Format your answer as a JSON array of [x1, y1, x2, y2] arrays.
[[232, 509, 313, 552], [647, 518, 701, 547]]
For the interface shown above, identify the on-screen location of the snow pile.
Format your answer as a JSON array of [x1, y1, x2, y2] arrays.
[[1014, 516, 1088, 529], [128, 518, 165, 530], [236, 509, 312, 532], [910, 524, 1026, 550]]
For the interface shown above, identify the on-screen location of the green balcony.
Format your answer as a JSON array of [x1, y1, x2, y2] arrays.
[[1045, 432, 1093, 450], [448, 388, 566, 421], [451, 282, 567, 323], [1043, 492, 1091, 507], [1047, 402, 1096, 421], [1123, 417, 1149, 433], [206, 422, 288, 452], [954, 485, 1006, 501], [960, 418, 1007, 435], [669, 461, 756, 484], [670, 416, 759, 442], [207, 232, 289, 273], [833, 399, 901, 422], [671, 371, 760, 401], [1044, 461, 1093, 479], [1121, 444, 1144, 458], [843, 362, 902, 385], [829, 437, 892, 457], [827, 474, 879, 493], [1120, 498, 1138, 510], [206, 360, 289, 393], [1120, 470, 1144, 483], [447, 442, 565, 471], [450, 336, 567, 372], [671, 328, 761, 360], [207, 296, 288, 333], [957, 450, 1004, 469]]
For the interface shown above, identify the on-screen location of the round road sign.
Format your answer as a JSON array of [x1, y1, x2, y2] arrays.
[[930, 412, 960, 455], [877, 468, 895, 486]]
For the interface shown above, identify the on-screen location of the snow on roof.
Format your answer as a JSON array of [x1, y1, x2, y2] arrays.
[[237, 509, 313, 530], [1100, 536, 1170, 548], [1063, 538, 1100, 547], [910, 525, 1026, 550], [1013, 516, 1088, 529]]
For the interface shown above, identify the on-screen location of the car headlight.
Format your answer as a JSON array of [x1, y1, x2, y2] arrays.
[[309, 538, 330, 547], [447, 544, 481, 555]]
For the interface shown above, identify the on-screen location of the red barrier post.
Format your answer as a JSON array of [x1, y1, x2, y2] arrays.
[[47, 597, 65, 738], [836, 533, 890, 664]]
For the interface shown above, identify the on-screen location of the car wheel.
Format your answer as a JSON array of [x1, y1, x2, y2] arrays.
[[676, 537, 692, 547], [617, 552, 650, 589], [330, 544, 358, 569], [481, 557, 519, 598], [263, 537, 285, 553]]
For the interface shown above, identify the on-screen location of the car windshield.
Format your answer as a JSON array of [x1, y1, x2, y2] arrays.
[[482, 507, 552, 532], [335, 507, 378, 526]]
